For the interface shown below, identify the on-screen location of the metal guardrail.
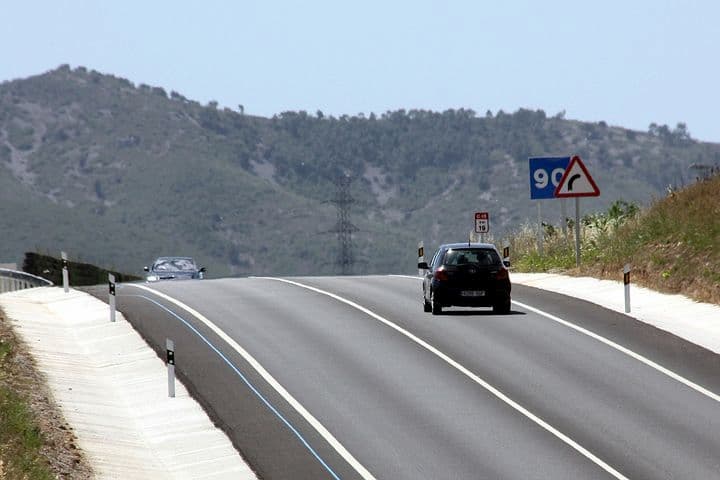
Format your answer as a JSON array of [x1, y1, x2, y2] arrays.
[[0, 268, 54, 293]]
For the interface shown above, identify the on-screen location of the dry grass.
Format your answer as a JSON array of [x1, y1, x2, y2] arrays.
[[580, 175, 720, 304], [511, 174, 720, 304]]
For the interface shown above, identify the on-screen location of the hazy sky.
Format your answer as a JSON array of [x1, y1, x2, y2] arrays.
[[3, 1, 719, 141]]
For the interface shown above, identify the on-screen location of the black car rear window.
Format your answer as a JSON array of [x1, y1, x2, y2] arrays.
[[442, 248, 501, 266]]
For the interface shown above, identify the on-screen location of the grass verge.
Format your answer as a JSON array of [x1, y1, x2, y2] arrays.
[[0, 310, 55, 480], [0, 305, 92, 479], [510, 175, 720, 305]]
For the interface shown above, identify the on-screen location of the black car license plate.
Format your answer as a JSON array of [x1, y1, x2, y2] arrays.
[[461, 290, 485, 297]]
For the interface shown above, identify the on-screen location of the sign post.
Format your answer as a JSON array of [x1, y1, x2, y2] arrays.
[[108, 273, 116, 323], [560, 198, 568, 243], [574, 198, 581, 265], [553, 155, 601, 266], [61, 251, 69, 293], [537, 203, 544, 255]]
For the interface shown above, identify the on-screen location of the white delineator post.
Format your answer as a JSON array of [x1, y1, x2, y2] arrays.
[[418, 241, 424, 276], [108, 273, 116, 322], [61, 251, 69, 293], [166, 339, 176, 398], [624, 264, 631, 313]]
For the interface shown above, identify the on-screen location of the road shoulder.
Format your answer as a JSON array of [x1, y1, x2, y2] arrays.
[[512, 273, 720, 355]]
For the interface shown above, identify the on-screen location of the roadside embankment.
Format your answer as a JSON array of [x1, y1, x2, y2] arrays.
[[0, 303, 90, 479], [0, 287, 257, 480]]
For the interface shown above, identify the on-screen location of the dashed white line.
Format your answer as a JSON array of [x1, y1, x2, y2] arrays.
[[512, 299, 720, 403]]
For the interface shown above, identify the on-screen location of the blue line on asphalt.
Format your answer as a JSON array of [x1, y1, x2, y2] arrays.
[[119, 291, 343, 480]]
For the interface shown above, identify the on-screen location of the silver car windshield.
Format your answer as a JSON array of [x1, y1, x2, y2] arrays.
[[153, 258, 197, 272]]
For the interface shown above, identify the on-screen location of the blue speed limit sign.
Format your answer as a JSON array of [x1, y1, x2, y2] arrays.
[[528, 157, 571, 199]]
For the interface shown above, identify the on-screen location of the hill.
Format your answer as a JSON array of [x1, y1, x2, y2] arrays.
[[1, 65, 719, 276]]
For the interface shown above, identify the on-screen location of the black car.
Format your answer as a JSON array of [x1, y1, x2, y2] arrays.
[[418, 243, 511, 315], [144, 256, 206, 282]]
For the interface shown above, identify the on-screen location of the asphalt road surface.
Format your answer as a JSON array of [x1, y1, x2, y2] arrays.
[[94, 276, 720, 480]]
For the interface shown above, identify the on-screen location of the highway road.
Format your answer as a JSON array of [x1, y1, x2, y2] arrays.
[[97, 276, 720, 479]]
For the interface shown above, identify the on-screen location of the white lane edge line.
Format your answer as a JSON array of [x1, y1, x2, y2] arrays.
[[512, 299, 720, 403], [261, 277, 630, 480], [390, 274, 720, 403], [125, 283, 377, 480]]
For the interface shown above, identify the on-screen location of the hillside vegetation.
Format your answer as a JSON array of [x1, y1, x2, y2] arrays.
[[1, 65, 719, 277], [511, 173, 720, 304]]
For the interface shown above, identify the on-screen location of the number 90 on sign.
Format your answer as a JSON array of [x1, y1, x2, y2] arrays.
[[529, 156, 571, 199], [534, 167, 565, 189]]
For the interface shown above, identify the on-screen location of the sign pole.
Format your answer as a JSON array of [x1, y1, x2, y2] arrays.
[[537, 203, 544, 256], [561, 198, 568, 244], [574, 197, 581, 267]]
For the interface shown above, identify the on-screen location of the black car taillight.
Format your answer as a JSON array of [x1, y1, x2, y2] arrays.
[[434, 267, 449, 282], [495, 268, 509, 281]]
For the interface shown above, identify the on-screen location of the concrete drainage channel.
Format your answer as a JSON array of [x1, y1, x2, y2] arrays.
[[0, 286, 257, 479]]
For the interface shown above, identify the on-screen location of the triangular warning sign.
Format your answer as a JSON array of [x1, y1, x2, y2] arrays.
[[554, 155, 600, 198]]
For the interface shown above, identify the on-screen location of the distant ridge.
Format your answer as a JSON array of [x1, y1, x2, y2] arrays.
[[1, 65, 718, 276]]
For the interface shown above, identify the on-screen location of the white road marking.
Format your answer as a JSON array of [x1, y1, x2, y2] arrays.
[[125, 283, 377, 480], [393, 274, 720, 403], [512, 299, 720, 403], [262, 277, 630, 480]]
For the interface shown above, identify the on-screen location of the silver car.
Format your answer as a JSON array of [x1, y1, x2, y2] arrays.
[[144, 256, 206, 282]]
